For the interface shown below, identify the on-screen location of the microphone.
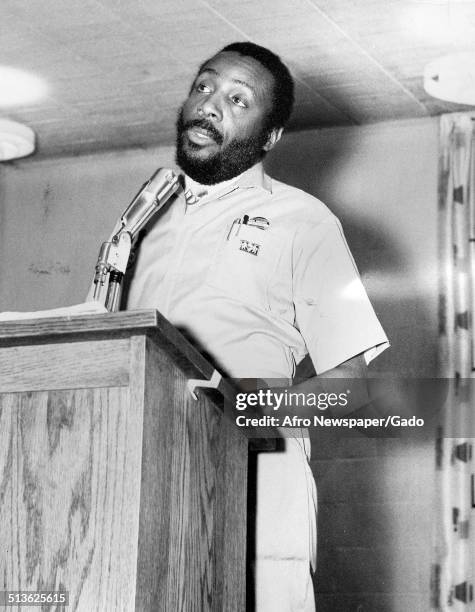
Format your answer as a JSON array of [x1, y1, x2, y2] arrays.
[[119, 168, 180, 241], [93, 168, 181, 311]]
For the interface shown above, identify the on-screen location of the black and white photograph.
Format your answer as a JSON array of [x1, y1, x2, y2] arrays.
[[0, 1, 474, 611]]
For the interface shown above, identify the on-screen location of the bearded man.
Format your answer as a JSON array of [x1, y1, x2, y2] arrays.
[[125, 42, 388, 612]]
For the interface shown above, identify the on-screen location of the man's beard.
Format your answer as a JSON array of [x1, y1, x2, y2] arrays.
[[175, 108, 269, 185]]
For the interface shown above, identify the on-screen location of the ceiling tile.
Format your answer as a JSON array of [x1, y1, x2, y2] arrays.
[[2, 0, 475, 157]]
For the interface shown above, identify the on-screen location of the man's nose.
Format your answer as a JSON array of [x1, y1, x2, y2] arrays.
[[198, 93, 223, 121]]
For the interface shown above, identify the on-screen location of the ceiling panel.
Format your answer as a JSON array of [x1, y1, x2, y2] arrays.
[[1, 0, 475, 158]]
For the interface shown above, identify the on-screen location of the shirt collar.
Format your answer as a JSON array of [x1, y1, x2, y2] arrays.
[[233, 162, 272, 193], [183, 162, 272, 204], [184, 173, 236, 202]]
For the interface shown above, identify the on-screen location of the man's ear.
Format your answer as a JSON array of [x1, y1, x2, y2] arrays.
[[263, 127, 283, 152]]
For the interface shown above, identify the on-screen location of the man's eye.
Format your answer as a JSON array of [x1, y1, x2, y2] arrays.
[[196, 83, 210, 93], [231, 95, 247, 108]]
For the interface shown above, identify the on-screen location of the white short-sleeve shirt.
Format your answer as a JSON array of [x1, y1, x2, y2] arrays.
[[126, 162, 388, 380]]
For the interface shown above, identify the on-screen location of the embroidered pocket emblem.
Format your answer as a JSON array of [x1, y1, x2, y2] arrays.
[[239, 240, 260, 256]]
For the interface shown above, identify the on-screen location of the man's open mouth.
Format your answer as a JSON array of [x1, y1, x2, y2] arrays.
[[187, 126, 217, 143]]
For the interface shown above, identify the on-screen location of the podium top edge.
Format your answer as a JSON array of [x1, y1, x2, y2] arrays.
[[0, 306, 217, 384], [0, 309, 167, 340]]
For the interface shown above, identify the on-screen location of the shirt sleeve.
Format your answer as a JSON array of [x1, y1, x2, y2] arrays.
[[293, 217, 389, 374]]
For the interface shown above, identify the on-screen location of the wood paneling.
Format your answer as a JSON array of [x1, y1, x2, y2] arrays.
[[0, 339, 130, 393], [0, 386, 143, 610], [134, 335, 247, 611], [0, 313, 250, 610]]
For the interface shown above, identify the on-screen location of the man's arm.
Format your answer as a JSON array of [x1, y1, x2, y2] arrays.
[[291, 354, 435, 425], [289, 352, 373, 419], [260, 352, 412, 424]]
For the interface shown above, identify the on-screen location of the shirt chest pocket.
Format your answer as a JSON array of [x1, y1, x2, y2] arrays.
[[205, 223, 280, 311]]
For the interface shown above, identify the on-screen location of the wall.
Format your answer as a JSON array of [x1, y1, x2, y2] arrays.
[[0, 117, 440, 611], [0, 145, 175, 311], [266, 118, 439, 612], [267, 118, 440, 378]]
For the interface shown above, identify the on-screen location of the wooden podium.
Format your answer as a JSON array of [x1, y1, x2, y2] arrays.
[[0, 310, 251, 611]]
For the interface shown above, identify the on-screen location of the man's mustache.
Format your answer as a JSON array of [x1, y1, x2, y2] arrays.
[[184, 118, 223, 145]]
